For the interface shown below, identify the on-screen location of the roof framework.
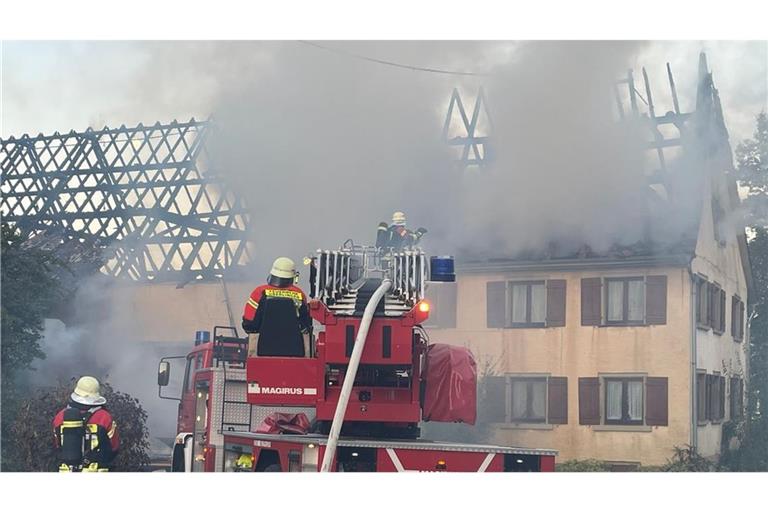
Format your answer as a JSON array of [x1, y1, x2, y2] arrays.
[[1, 119, 253, 284]]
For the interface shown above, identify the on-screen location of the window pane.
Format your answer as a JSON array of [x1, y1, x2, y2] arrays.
[[510, 380, 528, 419], [530, 380, 546, 420], [628, 381, 643, 420], [607, 281, 624, 321], [606, 380, 622, 420], [511, 284, 527, 323], [530, 284, 546, 323], [627, 280, 644, 322]]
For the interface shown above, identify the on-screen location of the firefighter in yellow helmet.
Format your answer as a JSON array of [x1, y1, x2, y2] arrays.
[[376, 211, 427, 250], [53, 376, 120, 472], [242, 257, 312, 357]]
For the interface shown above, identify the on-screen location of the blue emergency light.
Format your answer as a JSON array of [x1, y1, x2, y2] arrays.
[[195, 330, 211, 345], [429, 256, 455, 282]]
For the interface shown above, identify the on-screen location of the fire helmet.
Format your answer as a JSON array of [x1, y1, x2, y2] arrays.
[[270, 257, 297, 280], [392, 211, 407, 226], [71, 376, 107, 406]]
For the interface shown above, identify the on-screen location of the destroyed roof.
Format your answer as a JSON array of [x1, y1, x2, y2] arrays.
[[457, 53, 742, 274]]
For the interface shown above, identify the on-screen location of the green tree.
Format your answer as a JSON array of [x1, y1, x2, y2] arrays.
[[736, 112, 768, 227], [1, 223, 66, 470], [729, 112, 768, 470]]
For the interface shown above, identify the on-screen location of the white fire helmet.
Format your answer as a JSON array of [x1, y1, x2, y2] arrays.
[[392, 211, 407, 226], [270, 257, 297, 279], [71, 376, 107, 406]]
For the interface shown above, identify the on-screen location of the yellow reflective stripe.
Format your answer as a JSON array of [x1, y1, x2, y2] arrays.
[[107, 421, 117, 439], [247, 298, 259, 309], [263, 289, 303, 302], [62, 420, 84, 427]]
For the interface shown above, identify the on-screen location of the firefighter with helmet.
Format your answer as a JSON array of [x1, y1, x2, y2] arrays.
[[242, 257, 312, 357], [52, 376, 120, 472], [376, 211, 427, 250]]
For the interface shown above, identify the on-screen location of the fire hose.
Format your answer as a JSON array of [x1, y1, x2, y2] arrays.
[[320, 278, 392, 472]]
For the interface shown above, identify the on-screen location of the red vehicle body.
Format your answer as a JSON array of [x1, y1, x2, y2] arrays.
[[159, 247, 557, 472]]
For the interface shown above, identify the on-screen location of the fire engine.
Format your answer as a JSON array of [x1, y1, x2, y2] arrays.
[[157, 242, 557, 472]]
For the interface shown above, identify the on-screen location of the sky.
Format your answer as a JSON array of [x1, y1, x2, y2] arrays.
[[1, 41, 766, 144]]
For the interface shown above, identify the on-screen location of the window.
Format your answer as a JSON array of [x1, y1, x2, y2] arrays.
[[605, 278, 645, 325], [510, 377, 547, 423], [731, 296, 745, 342], [183, 355, 195, 393], [708, 374, 725, 422], [730, 377, 744, 420], [511, 281, 546, 327], [484, 375, 568, 425], [487, 280, 566, 328], [578, 375, 668, 427], [580, 275, 667, 326], [699, 372, 726, 423], [604, 377, 644, 425], [710, 283, 725, 335]]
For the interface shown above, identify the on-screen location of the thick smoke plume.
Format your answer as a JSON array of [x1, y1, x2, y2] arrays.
[[17, 41, 722, 442]]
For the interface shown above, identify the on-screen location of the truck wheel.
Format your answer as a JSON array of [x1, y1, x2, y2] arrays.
[[263, 464, 282, 472]]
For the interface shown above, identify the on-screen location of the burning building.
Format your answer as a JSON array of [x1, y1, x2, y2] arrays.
[[426, 53, 752, 467]]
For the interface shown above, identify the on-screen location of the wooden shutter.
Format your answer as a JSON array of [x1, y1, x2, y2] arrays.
[[719, 376, 726, 420], [486, 281, 506, 328], [546, 280, 567, 327], [737, 300, 745, 341], [482, 376, 507, 423], [706, 375, 715, 421], [645, 275, 667, 325], [645, 377, 668, 426], [578, 377, 600, 425], [718, 289, 725, 334], [581, 278, 602, 326], [547, 377, 568, 424]]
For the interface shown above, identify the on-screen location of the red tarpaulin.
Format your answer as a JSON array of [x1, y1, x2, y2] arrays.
[[422, 343, 477, 424], [256, 412, 311, 434]]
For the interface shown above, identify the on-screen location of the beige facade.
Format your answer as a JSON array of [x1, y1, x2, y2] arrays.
[[425, 161, 750, 467]]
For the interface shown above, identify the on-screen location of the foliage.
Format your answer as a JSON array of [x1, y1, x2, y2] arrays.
[[1, 223, 67, 470], [5, 379, 150, 472], [1, 223, 66, 376], [657, 445, 716, 472], [736, 112, 768, 227], [555, 459, 611, 472]]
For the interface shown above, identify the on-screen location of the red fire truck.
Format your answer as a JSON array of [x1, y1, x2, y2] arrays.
[[158, 244, 557, 472]]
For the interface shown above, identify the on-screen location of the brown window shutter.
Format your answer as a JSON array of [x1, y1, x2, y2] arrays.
[[486, 281, 506, 328], [738, 300, 745, 341], [645, 275, 667, 325], [578, 377, 600, 425], [482, 376, 507, 423], [645, 377, 668, 426], [581, 278, 602, 326], [547, 377, 568, 424], [719, 376, 726, 420], [706, 375, 714, 421], [719, 289, 726, 334], [546, 279, 567, 327]]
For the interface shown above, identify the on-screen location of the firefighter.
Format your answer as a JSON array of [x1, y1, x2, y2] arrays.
[[242, 257, 312, 357], [52, 376, 120, 472], [377, 211, 427, 250]]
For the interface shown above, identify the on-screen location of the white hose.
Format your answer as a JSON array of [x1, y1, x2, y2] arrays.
[[320, 278, 392, 472]]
